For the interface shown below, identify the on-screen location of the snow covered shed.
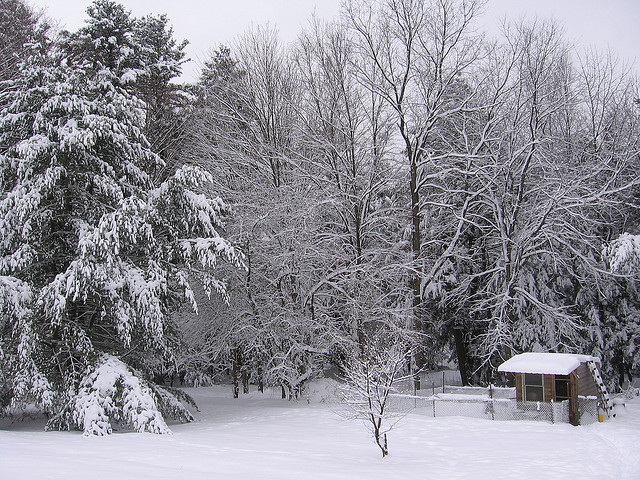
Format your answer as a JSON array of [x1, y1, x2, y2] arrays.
[[497, 353, 610, 425]]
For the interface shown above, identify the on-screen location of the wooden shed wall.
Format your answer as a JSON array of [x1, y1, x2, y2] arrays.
[[511, 362, 599, 402], [543, 375, 554, 400], [514, 373, 553, 401], [575, 363, 599, 397]]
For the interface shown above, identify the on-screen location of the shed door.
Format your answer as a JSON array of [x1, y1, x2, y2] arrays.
[[555, 374, 570, 401]]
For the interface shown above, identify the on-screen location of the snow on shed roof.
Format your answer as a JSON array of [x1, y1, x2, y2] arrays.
[[497, 353, 600, 375]]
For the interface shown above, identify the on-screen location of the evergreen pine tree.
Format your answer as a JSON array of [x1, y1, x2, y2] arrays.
[[0, 6, 241, 434]]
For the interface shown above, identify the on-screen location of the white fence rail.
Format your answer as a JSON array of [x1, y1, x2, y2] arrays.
[[389, 395, 599, 425]]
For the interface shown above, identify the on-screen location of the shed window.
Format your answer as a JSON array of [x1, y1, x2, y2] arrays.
[[524, 373, 544, 401]]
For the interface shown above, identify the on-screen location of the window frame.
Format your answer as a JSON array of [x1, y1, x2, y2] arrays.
[[523, 373, 544, 402]]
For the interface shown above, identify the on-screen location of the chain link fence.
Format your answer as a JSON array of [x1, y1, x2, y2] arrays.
[[388, 394, 600, 425], [577, 396, 598, 425]]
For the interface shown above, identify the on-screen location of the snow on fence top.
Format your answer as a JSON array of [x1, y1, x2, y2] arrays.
[[497, 353, 600, 376]]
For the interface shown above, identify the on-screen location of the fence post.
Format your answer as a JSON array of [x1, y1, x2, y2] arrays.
[[433, 399, 436, 418], [412, 372, 417, 397], [442, 371, 445, 394], [489, 384, 495, 420]]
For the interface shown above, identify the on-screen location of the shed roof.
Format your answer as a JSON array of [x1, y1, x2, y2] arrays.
[[497, 353, 600, 376]]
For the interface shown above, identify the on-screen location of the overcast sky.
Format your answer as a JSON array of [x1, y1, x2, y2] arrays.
[[29, 0, 640, 82]]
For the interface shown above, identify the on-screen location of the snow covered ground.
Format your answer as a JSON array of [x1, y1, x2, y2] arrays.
[[1, 382, 639, 479]]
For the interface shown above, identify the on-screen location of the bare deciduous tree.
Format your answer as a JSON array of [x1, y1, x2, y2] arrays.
[[345, 0, 485, 386], [339, 334, 411, 457]]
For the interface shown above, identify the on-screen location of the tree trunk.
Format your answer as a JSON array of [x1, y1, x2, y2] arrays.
[[242, 369, 249, 394], [375, 431, 388, 458], [410, 153, 423, 392], [232, 348, 239, 399], [453, 327, 470, 386], [257, 366, 264, 393]]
